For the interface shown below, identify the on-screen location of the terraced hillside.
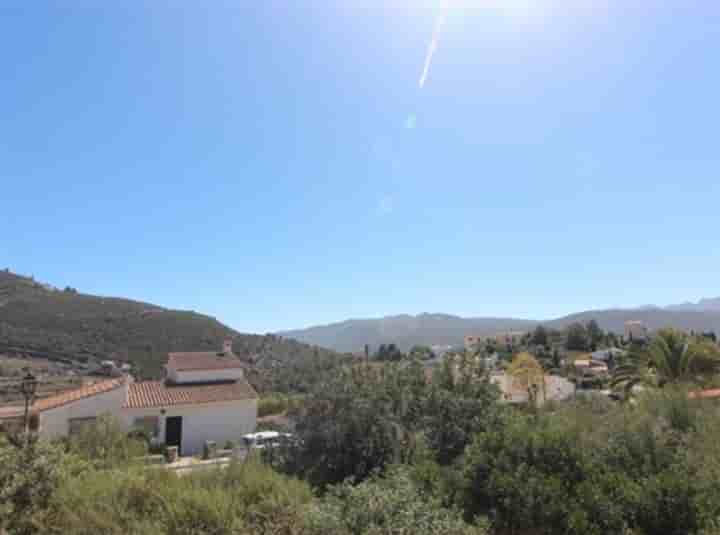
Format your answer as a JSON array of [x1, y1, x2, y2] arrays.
[[0, 270, 339, 379]]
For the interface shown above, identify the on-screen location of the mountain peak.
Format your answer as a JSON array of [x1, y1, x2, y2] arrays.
[[665, 298, 720, 312]]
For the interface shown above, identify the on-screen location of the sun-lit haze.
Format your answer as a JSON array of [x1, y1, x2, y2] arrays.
[[2, 2, 719, 333]]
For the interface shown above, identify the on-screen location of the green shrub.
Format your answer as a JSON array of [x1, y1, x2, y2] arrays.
[[258, 395, 288, 417], [462, 396, 720, 535], [65, 414, 146, 469], [42, 458, 313, 534], [305, 467, 487, 535], [0, 438, 85, 535]]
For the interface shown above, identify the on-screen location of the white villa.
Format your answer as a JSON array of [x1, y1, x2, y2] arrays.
[[465, 331, 527, 351], [0, 340, 258, 456], [490, 372, 575, 405], [624, 320, 649, 342]]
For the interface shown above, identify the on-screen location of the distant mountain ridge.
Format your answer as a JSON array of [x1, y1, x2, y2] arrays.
[[665, 297, 720, 312], [280, 299, 720, 353]]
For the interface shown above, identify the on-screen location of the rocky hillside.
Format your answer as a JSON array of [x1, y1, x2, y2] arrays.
[[0, 270, 339, 379]]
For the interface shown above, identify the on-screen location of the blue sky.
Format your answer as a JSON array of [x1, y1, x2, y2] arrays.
[[2, 1, 719, 333]]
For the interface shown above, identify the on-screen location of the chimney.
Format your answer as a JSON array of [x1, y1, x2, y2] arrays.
[[222, 339, 233, 356]]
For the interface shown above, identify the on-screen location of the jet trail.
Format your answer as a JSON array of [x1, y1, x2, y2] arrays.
[[418, 2, 448, 89]]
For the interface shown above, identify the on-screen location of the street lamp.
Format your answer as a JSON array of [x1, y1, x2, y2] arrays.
[[20, 369, 38, 435]]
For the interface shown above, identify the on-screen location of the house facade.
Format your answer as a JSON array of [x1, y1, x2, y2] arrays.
[[491, 372, 575, 405], [0, 341, 258, 456], [624, 321, 649, 342], [464, 331, 527, 351]]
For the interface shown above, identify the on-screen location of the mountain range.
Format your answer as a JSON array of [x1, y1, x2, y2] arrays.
[[2, 268, 718, 368], [279, 299, 720, 353]]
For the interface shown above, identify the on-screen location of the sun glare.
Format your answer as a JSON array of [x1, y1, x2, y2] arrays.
[[456, 0, 548, 23]]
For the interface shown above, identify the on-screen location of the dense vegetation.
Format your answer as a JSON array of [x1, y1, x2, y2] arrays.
[[5, 353, 720, 534], [4, 284, 720, 535], [0, 270, 341, 379], [276, 359, 720, 534]]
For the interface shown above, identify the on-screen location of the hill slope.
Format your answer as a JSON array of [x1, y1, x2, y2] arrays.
[[0, 271, 338, 378], [281, 306, 720, 352]]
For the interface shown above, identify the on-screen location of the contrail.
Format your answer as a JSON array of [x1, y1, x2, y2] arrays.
[[419, 2, 448, 88]]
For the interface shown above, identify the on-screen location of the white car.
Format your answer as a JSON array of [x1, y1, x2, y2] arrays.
[[241, 431, 293, 450]]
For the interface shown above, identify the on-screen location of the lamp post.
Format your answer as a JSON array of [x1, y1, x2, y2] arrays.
[[19, 369, 38, 437]]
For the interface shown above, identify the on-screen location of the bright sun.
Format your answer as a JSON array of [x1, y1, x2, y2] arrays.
[[457, 0, 547, 21]]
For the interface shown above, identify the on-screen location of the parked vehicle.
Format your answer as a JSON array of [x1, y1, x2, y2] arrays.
[[241, 431, 293, 450]]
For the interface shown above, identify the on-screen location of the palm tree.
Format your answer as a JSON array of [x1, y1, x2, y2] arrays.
[[611, 328, 720, 397]]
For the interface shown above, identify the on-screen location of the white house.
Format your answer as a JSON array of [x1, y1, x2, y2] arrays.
[[464, 331, 527, 351], [490, 372, 575, 405], [624, 321, 649, 342], [590, 348, 625, 362], [0, 340, 258, 456]]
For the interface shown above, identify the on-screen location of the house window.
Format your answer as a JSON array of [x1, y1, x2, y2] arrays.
[[68, 417, 97, 435], [133, 416, 160, 438]]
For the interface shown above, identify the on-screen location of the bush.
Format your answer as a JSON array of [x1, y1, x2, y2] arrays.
[[42, 458, 313, 534], [462, 394, 720, 535], [305, 467, 487, 535], [0, 438, 85, 534], [258, 395, 290, 417], [66, 414, 147, 469]]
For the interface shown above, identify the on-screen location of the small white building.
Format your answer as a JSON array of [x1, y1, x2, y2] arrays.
[[491, 372, 575, 405], [0, 340, 258, 456], [465, 331, 527, 351], [590, 348, 625, 362], [624, 321, 649, 342]]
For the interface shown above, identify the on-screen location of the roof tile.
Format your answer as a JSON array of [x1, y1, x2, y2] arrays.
[[124, 379, 257, 409], [167, 352, 245, 371], [32, 378, 126, 413], [689, 388, 720, 400]]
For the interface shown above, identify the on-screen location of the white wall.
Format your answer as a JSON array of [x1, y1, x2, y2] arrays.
[[122, 399, 257, 456], [39, 383, 128, 440], [168, 368, 244, 384], [37, 382, 257, 457]]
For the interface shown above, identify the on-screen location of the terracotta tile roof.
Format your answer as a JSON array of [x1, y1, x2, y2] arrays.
[[124, 379, 257, 409], [689, 388, 720, 400], [167, 352, 245, 371], [32, 378, 126, 413]]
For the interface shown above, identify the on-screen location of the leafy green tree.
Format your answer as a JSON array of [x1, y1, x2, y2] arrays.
[[612, 328, 720, 396], [586, 319, 604, 351], [375, 343, 405, 362], [606, 331, 619, 348], [280, 363, 426, 489], [566, 322, 589, 351], [531, 325, 549, 347], [409, 345, 436, 360], [551, 348, 563, 369], [423, 361, 503, 465]]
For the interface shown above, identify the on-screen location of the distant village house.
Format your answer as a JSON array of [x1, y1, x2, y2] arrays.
[[464, 331, 527, 351]]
